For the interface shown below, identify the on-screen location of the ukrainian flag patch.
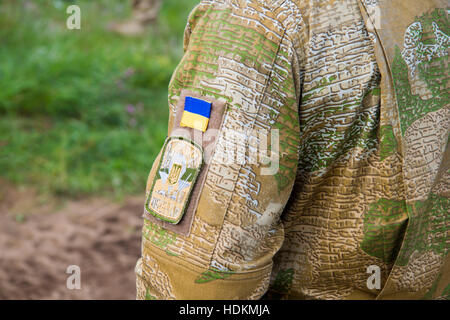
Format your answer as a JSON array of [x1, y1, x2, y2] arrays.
[[180, 96, 212, 132]]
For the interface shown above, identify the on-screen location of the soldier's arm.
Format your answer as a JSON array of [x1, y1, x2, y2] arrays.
[[136, 0, 301, 300]]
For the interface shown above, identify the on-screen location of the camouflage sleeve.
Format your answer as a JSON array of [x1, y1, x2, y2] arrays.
[[136, 0, 301, 300]]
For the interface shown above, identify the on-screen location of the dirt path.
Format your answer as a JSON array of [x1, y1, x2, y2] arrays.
[[0, 183, 143, 299]]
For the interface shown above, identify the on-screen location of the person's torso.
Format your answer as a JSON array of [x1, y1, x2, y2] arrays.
[[269, 0, 449, 300]]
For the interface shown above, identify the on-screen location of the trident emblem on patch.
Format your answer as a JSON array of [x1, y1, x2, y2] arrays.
[[146, 136, 203, 224], [168, 163, 182, 185]]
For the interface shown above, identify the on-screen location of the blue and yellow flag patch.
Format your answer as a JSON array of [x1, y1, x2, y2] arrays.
[[180, 96, 212, 132]]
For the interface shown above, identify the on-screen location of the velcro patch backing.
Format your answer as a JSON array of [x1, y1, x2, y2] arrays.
[[144, 89, 227, 236]]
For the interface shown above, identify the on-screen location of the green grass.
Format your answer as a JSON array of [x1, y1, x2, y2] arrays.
[[0, 0, 199, 198]]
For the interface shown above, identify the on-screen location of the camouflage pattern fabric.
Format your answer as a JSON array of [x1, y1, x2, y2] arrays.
[[136, 0, 449, 300]]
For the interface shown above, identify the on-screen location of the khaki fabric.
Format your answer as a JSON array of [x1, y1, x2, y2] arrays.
[[136, 0, 449, 300]]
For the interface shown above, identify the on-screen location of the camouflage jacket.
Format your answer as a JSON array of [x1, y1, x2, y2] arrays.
[[135, 0, 449, 300]]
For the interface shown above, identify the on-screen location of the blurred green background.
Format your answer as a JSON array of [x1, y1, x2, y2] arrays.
[[0, 0, 199, 198]]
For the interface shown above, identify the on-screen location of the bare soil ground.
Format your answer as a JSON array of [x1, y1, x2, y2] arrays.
[[0, 182, 143, 299]]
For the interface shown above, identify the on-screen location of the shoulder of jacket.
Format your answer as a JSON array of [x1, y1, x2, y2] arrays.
[[195, 0, 302, 29], [194, 0, 306, 61]]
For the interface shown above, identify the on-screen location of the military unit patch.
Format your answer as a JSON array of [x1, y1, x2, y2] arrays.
[[180, 96, 212, 132], [145, 136, 203, 224]]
